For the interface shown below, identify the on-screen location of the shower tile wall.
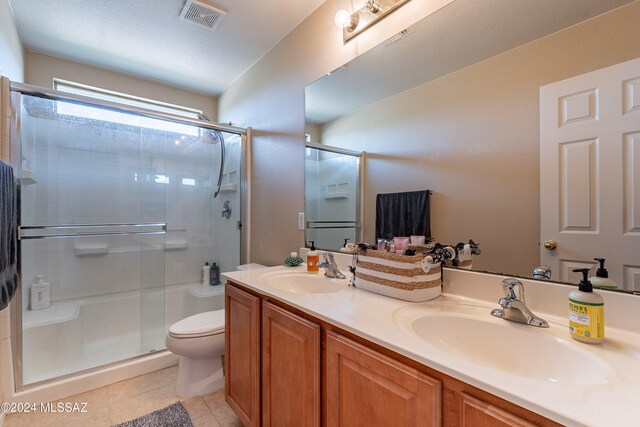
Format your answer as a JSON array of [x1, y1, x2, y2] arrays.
[[20, 113, 236, 310]]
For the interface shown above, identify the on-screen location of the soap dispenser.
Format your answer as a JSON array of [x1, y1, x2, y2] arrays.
[[306, 241, 319, 273], [589, 258, 617, 289], [569, 268, 604, 344]]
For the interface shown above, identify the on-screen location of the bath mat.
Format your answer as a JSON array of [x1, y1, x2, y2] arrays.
[[113, 402, 193, 427]]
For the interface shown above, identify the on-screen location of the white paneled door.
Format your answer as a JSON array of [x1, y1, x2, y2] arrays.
[[540, 57, 640, 291]]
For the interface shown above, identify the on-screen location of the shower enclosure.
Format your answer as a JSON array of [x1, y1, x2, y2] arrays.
[[9, 83, 248, 388], [304, 143, 363, 250]]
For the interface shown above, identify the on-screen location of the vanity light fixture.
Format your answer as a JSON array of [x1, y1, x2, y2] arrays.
[[336, 0, 412, 44]]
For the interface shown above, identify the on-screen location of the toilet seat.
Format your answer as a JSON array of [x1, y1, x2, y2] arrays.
[[169, 310, 225, 339]]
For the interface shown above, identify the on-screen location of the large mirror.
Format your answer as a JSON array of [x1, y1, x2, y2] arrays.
[[304, 0, 640, 292]]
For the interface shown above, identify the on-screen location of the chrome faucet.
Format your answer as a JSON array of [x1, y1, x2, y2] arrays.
[[491, 278, 549, 328], [532, 266, 552, 280], [316, 252, 346, 279]]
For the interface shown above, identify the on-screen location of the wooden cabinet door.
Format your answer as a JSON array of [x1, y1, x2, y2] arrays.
[[225, 283, 261, 427], [262, 302, 320, 427], [457, 393, 537, 427], [325, 331, 442, 427]]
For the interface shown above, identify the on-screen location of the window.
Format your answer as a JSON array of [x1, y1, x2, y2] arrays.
[[53, 79, 203, 136]]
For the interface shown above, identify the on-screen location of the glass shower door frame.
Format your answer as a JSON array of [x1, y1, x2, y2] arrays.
[[9, 82, 250, 392]]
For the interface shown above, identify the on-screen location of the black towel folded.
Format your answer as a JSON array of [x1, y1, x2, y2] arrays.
[[375, 190, 431, 241], [0, 161, 18, 311]]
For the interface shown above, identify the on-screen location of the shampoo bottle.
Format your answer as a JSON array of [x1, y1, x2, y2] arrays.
[[307, 241, 319, 273], [30, 275, 50, 310], [210, 262, 220, 286], [569, 268, 604, 344], [589, 258, 617, 289], [202, 262, 211, 286]]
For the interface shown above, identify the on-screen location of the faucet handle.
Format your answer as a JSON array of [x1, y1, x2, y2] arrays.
[[321, 252, 334, 262], [500, 278, 524, 301]]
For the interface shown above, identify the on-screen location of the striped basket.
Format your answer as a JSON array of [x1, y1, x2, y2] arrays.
[[355, 250, 442, 302]]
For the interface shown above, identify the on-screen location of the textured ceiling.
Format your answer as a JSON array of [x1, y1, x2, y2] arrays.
[[305, 0, 636, 124], [9, 0, 325, 95]]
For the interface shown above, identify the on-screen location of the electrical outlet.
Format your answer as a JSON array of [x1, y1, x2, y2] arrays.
[[298, 212, 305, 230]]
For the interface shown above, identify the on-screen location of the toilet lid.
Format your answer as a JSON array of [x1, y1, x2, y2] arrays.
[[169, 310, 225, 338]]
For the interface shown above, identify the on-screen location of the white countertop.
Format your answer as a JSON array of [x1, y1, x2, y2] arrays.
[[222, 265, 640, 427]]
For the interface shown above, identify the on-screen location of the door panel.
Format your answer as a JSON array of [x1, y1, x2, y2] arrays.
[[540, 57, 640, 290]]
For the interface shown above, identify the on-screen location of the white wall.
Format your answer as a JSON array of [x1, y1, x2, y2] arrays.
[[219, 0, 453, 265], [0, 0, 23, 82]]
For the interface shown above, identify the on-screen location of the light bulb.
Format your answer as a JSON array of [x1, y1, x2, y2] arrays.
[[334, 9, 352, 28]]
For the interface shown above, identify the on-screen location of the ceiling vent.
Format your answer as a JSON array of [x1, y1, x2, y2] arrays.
[[179, 0, 227, 31]]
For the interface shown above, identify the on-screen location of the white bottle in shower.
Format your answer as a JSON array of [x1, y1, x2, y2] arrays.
[[30, 275, 50, 310], [202, 262, 211, 286]]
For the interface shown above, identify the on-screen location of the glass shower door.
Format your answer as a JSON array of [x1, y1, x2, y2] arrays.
[[18, 94, 170, 384]]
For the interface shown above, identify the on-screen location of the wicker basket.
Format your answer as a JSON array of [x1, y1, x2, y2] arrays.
[[355, 249, 442, 302]]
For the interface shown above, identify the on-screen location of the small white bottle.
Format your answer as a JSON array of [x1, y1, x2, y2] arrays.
[[202, 262, 211, 286], [30, 275, 50, 310]]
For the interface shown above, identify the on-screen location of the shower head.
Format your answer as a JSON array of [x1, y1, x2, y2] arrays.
[[197, 113, 222, 144]]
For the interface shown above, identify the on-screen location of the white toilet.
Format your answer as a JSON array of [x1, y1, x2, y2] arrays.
[[165, 310, 225, 397]]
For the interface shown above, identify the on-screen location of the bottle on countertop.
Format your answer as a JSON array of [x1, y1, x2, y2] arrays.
[[30, 275, 50, 310], [569, 268, 604, 344], [210, 262, 220, 286], [202, 262, 211, 286], [589, 258, 617, 289], [307, 241, 319, 273]]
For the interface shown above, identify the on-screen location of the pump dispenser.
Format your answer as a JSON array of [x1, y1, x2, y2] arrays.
[[589, 258, 617, 289], [306, 241, 319, 273], [569, 268, 604, 344]]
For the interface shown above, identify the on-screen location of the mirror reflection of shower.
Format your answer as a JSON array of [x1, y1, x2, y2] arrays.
[[304, 143, 364, 251]]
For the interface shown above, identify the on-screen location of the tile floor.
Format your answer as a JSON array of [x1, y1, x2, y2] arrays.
[[4, 366, 242, 427]]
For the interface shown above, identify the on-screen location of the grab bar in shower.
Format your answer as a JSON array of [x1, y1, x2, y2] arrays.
[[305, 220, 359, 230], [18, 223, 167, 240]]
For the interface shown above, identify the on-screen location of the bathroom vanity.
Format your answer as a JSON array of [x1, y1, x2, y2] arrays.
[[224, 279, 558, 426], [222, 263, 640, 427]]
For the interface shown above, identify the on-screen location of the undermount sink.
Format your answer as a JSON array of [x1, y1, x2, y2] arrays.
[[396, 308, 614, 385], [260, 270, 348, 294]]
